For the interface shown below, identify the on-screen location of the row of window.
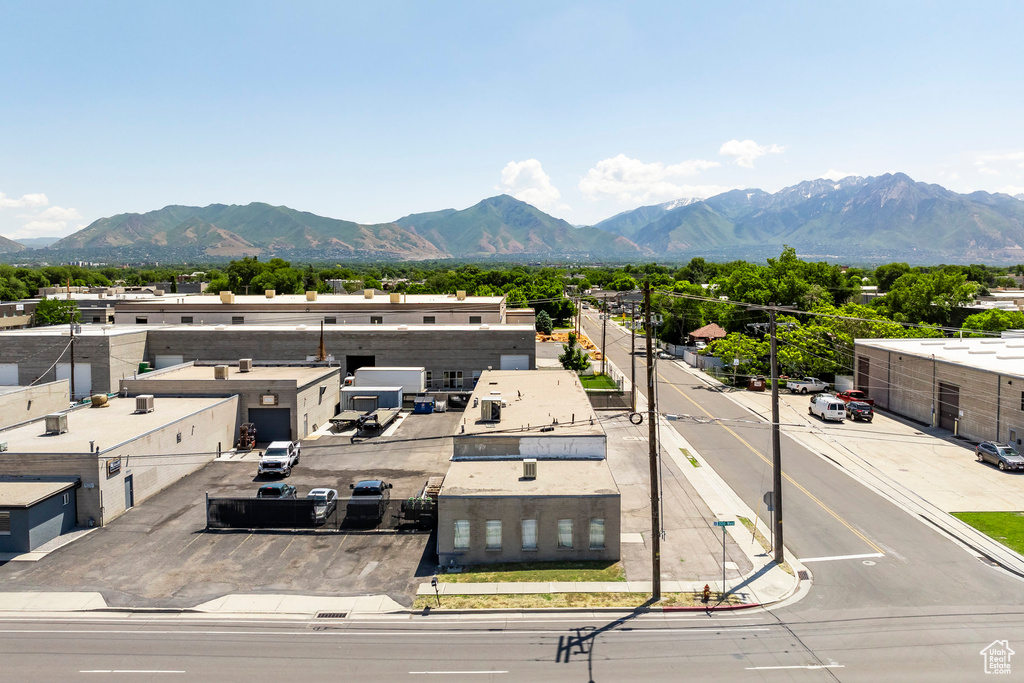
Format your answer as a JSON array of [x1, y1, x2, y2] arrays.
[[453, 518, 605, 551], [137, 315, 484, 326]]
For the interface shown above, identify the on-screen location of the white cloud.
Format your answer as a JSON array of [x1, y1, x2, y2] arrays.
[[7, 206, 84, 239], [978, 166, 1001, 176], [719, 139, 785, 168], [822, 169, 858, 181], [996, 185, 1024, 197], [0, 192, 49, 209], [498, 159, 567, 211], [579, 154, 721, 203]]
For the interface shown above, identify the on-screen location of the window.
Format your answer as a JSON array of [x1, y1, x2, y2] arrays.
[[423, 316, 436, 324], [63, 492, 70, 506], [425, 371, 433, 388], [522, 519, 538, 550], [231, 316, 245, 325], [135, 317, 147, 325], [0, 511, 9, 535], [370, 316, 383, 325], [1020, 391, 1024, 411], [485, 520, 502, 550], [181, 316, 193, 324], [324, 317, 336, 325], [558, 519, 573, 548], [443, 371, 463, 389], [453, 520, 470, 550], [469, 315, 482, 325], [589, 519, 605, 549], [471, 370, 482, 387]]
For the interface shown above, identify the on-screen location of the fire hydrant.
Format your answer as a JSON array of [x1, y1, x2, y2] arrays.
[[702, 584, 711, 603]]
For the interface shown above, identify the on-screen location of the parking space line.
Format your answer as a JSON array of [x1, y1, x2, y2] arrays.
[[277, 537, 297, 561], [176, 535, 204, 556], [227, 534, 253, 557]]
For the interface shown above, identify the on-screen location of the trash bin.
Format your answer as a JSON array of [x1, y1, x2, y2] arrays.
[[747, 376, 766, 391]]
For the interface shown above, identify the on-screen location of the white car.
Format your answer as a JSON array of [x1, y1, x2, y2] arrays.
[[258, 440, 300, 477], [809, 394, 846, 422], [307, 488, 338, 524]]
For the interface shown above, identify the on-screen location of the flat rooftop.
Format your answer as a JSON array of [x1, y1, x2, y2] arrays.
[[131, 363, 339, 383], [857, 337, 1024, 377], [120, 293, 506, 307], [0, 324, 146, 338], [0, 479, 78, 507], [440, 458, 619, 497], [146, 323, 533, 333], [0, 396, 233, 454], [459, 369, 603, 436]]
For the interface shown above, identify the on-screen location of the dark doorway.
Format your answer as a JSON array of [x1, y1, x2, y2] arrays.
[[938, 382, 960, 432], [124, 475, 134, 510], [857, 356, 870, 394], [346, 355, 376, 376], [248, 407, 292, 442]]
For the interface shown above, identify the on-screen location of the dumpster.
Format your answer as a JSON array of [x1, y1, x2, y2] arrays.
[[413, 396, 434, 414], [747, 375, 766, 391]]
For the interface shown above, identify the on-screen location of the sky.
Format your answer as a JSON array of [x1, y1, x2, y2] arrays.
[[2, 1, 1024, 240]]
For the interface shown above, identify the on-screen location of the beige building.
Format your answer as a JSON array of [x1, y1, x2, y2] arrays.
[[121, 362, 340, 442], [114, 291, 508, 327], [438, 369, 620, 565], [0, 396, 237, 526], [855, 336, 1024, 444], [0, 381, 70, 430]]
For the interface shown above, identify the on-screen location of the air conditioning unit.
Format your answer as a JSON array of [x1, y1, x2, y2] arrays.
[[523, 458, 537, 479], [0, 442, 8, 452], [214, 365, 229, 380], [239, 358, 253, 373], [480, 396, 502, 422], [135, 395, 155, 414], [45, 413, 68, 435]]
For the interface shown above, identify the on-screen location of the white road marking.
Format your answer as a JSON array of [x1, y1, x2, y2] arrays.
[[80, 671, 184, 674], [745, 664, 844, 670], [798, 552, 884, 563], [0, 627, 772, 637], [410, 672, 508, 675]]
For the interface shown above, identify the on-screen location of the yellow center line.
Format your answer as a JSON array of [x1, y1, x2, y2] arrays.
[[660, 370, 885, 556]]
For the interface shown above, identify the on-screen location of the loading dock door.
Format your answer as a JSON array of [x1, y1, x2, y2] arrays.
[[154, 355, 184, 369], [938, 382, 960, 432], [346, 355, 375, 376], [0, 363, 17, 385], [248, 407, 291, 442], [57, 363, 91, 400], [500, 354, 530, 371]]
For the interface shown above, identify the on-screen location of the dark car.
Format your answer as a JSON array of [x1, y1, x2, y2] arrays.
[[346, 479, 393, 524], [846, 401, 874, 422], [976, 442, 1024, 471], [257, 483, 298, 499]]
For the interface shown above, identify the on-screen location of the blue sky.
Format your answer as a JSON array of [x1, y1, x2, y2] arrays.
[[2, 1, 1023, 239]]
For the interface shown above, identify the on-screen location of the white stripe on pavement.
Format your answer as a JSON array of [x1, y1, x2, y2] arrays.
[[410, 672, 508, 675], [745, 664, 845, 670], [80, 671, 184, 674], [798, 552, 884, 563]]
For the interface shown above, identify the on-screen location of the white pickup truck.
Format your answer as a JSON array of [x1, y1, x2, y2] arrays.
[[786, 377, 830, 394]]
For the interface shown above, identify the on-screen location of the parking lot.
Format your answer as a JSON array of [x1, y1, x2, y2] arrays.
[[0, 410, 460, 609]]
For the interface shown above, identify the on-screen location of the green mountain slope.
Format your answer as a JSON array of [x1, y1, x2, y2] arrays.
[[0, 235, 26, 254]]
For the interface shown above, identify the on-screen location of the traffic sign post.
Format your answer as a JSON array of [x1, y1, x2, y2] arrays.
[[714, 520, 735, 597]]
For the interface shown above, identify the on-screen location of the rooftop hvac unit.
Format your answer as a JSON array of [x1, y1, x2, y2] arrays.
[[45, 413, 68, 435], [135, 395, 155, 414], [265, 289, 275, 299], [523, 458, 537, 479], [480, 396, 502, 422], [214, 365, 229, 380], [364, 289, 374, 299], [219, 291, 235, 304], [239, 358, 253, 373], [306, 290, 317, 301], [390, 292, 400, 304], [0, 442, 8, 452], [456, 290, 466, 300]]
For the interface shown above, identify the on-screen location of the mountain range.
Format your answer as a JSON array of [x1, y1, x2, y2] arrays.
[[4, 173, 1024, 263]]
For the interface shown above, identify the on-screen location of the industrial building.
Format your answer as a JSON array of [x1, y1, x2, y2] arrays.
[[438, 370, 620, 564], [114, 290, 508, 326], [120, 362, 341, 442], [0, 476, 80, 553], [0, 396, 237, 526], [0, 381, 70, 430], [855, 336, 1024, 444]]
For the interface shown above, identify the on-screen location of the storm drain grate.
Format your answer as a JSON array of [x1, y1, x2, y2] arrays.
[[798, 570, 809, 581], [315, 612, 348, 619]]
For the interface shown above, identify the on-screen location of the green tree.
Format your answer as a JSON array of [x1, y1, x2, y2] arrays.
[[961, 309, 1024, 336], [34, 298, 80, 326], [558, 332, 592, 373], [536, 310, 554, 335]]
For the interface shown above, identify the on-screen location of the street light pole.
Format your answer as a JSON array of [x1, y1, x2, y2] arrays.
[[769, 304, 784, 565], [644, 281, 661, 601], [601, 303, 608, 376], [630, 301, 637, 413]]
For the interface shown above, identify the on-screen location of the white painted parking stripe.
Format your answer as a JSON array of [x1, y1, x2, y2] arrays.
[[410, 672, 507, 675], [745, 664, 844, 670], [80, 671, 184, 674], [798, 552, 884, 563]]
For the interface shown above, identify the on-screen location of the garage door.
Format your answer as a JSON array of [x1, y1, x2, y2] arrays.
[[0, 363, 17, 385], [500, 354, 530, 371], [248, 407, 292, 442], [57, 363, 92, 400], [154, 355, 184, 370]]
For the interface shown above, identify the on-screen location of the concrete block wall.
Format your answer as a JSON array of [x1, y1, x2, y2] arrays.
[[437, 494, 621, 564], [295, 375, 341, 437], [0, 381, 70, 430]]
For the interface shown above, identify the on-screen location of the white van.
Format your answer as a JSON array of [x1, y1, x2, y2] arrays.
[[809, 394, 846, 422]]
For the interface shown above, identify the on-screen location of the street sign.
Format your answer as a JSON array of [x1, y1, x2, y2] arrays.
[[763, 491, 775, 511], [713, 520, 735, 527]]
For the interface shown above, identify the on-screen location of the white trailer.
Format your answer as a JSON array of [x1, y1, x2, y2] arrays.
[[352, 367, 426, 396]]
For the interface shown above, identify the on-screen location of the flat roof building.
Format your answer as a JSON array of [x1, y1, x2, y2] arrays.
[[0, 476, 79, 553]]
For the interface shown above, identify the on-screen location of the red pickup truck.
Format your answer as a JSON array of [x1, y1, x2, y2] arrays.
[[836, 390, 874, 406]]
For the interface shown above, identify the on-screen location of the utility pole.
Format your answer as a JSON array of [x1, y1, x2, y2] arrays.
[[600, 302, 608, 376], [630, 301, 637, 413], [769, 304, 784, 565], [644, 281, 661, 601], [69, 315, 76, 402]]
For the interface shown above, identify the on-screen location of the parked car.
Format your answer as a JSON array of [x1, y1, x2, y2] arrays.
[[845, 401, 874, 422], [307, 488, 338, 524], [836, 390, 874, 406], [976, 442, 1024, 471], [787, 377, 830, 394], [257, 483, 297, 499], [258, 440, 301, 477], [346, 479, 393, 524], [809, 394, 846, 422]]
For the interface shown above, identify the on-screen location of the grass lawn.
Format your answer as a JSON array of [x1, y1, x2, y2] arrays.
[[414, 591, 748, 610], [438, 561, 625, 583], [952, 511, 1024, 554], [579, 374, 619, 390]]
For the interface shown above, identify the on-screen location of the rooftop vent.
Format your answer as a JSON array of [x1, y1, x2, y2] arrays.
[[239, 358, 253, 373], [265, 289, 275, 299], [44, 413, 68, 435], [390, 292, 401, 304], [135, 395, 154, 413], [306, 290, 317, 301], [456, 290, 466, 300], [364, 289, 374, 299], [523, 458, 537, 480], [219, 291, 235, 304], [214, 365, 229, 380]]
